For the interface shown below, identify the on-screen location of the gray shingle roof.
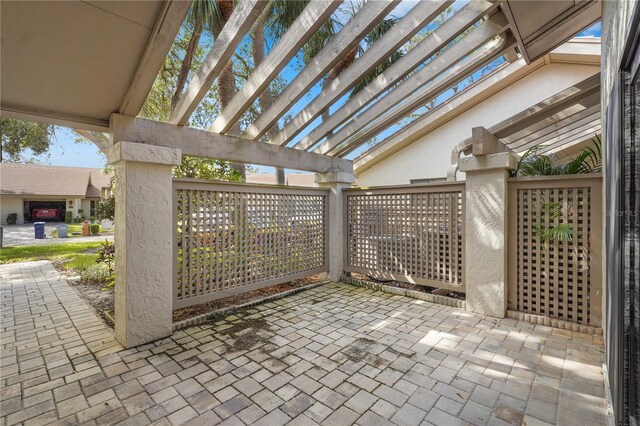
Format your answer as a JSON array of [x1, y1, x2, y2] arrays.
[[0, 163, 111, 197]]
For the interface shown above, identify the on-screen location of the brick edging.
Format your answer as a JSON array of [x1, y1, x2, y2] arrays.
[[506, 310, 603, 335], [341, 274, 466, 309], [172, 281, 330, 331]]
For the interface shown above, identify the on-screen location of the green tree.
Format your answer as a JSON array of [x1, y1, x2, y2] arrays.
[[0, 118, 55, 162], [250, 0, 401, 168], [137, 0, 241, 183]]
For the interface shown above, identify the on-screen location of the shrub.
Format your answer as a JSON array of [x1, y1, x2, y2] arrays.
[[90, 224, 100, 235], [73, 216, 82, 224], [6, 213, 17, 225], [98, 197, 115, 222], [96, 239, 115, 275], [80, 263, 111, 284], [65, 211, 73, 224]]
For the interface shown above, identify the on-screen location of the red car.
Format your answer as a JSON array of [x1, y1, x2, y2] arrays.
[[32, 207, 61, 220]]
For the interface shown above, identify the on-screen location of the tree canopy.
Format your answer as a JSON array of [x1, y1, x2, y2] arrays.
[[0, 118, 55, 163]]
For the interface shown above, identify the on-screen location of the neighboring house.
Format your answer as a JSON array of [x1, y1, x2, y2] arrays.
[[246, 173, 317, 187], [355, 38, 601, 186], [0, 163, 111, 225]]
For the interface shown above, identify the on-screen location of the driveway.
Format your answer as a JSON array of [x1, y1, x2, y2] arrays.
[[0, 261, 607, 425], [1, 222, 113, 247]]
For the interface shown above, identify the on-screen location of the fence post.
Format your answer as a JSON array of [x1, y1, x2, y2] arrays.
[[460, 151, 516, 318], [107, 142, 182, 348], [316, 172, 355, 282]]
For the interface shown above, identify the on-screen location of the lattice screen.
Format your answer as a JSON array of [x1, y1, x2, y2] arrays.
[[173, 180, 328, 309], [344, 183, 465, 291], [508, 176, 603, 326]]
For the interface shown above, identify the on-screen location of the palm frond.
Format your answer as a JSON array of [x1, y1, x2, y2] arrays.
[[515, 134, 602, 177], [192, 0, 225, 36]]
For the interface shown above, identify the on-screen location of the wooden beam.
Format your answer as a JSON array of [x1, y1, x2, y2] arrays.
[[169, 0, 268, 126], [119, 0, 192, 116], [354, 63, 600, 175], [515, 120, 601, 154], [243, 0, 401, 141], [497, 85, 600, 141], [292, 0, 495, 151], [542, 124, 602, 155], [506, 103, 600, 150], [267, 0, 452, 147], [209, 0, 341, 134], [317, 18, 510, 156], [110, 114, 352, 174], [352, 57, 537, 175]]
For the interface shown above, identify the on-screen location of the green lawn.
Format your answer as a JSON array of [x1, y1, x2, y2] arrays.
[[51, 224, 109, 238], [0, 242, 103, 264], [1, 241, 114, 286]]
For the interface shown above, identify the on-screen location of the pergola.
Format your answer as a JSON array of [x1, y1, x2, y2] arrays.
[[1, 0, 600, 347]]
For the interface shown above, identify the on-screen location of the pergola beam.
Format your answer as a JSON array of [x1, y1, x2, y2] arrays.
[[507, 104, 600, 151], [318, 19, 511, 156], [209, 0, 341, 134], [542, 125, 602, 155], [111, 114, 352, 174], [521, 122, 601, 154], [498, 86, 600, 142], [353, 58, 537, 175], [267, 0, 452, 147], [169, 0, 268, 126], [243, 0, 401, 141], [119, 0, 193, 117], [292, 0, 496, 151]]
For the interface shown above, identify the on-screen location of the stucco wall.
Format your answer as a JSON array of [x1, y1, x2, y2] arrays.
[[601, 0, 636, 110], [356, 62, 599, 187], [0, 196, 24, 225]]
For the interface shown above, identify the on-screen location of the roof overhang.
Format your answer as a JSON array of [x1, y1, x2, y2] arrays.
[[0, 0, 191, 132], [501, 0, 601, 63]]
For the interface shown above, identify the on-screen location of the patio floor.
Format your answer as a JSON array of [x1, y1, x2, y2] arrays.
[[1, 261, 607, 426]]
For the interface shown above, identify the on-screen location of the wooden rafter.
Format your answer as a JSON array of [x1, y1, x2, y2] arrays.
[[208, 0, 341, 134], [242, 0, 401, 141], [169, 0, 268, 126], [292, 0, 496, 151], [266, 0, 452, 147], [316, 17, 511, 157]]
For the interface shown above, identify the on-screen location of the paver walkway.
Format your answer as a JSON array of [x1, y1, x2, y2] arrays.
[[1, 261, 607, 425]]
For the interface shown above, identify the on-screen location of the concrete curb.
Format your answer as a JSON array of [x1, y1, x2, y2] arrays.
[[341, 274, 466, 309]]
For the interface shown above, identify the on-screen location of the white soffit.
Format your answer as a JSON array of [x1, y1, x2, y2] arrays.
[[0, 0, 186, 131]]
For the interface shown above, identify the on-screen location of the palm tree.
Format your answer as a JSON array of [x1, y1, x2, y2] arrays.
[[515, 134, 602, 176], [263, 1, 402, 141], [171, 1, 224, 110]]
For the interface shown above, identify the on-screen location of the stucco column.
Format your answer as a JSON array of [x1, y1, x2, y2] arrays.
[[107, 142, 181, 348], [459, 152, 516, 318], [315, 172, 355, 282]]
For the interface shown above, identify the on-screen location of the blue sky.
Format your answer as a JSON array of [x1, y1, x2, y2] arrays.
[[40, 11, 602, 174]]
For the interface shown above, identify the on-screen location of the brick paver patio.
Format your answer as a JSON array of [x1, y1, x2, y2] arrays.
[[1, 261, 607, 425]]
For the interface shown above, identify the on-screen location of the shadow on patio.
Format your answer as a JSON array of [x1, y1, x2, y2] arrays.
[[0, 261, 605, 426]]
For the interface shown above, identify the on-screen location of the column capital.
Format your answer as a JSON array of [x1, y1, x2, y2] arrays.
[[314, 171, 356, 185], [107, 141, 182, 166], [459, 152, 517, 173]]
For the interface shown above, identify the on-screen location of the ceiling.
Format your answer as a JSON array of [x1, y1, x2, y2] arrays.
[[0, 0, 188, 131]]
